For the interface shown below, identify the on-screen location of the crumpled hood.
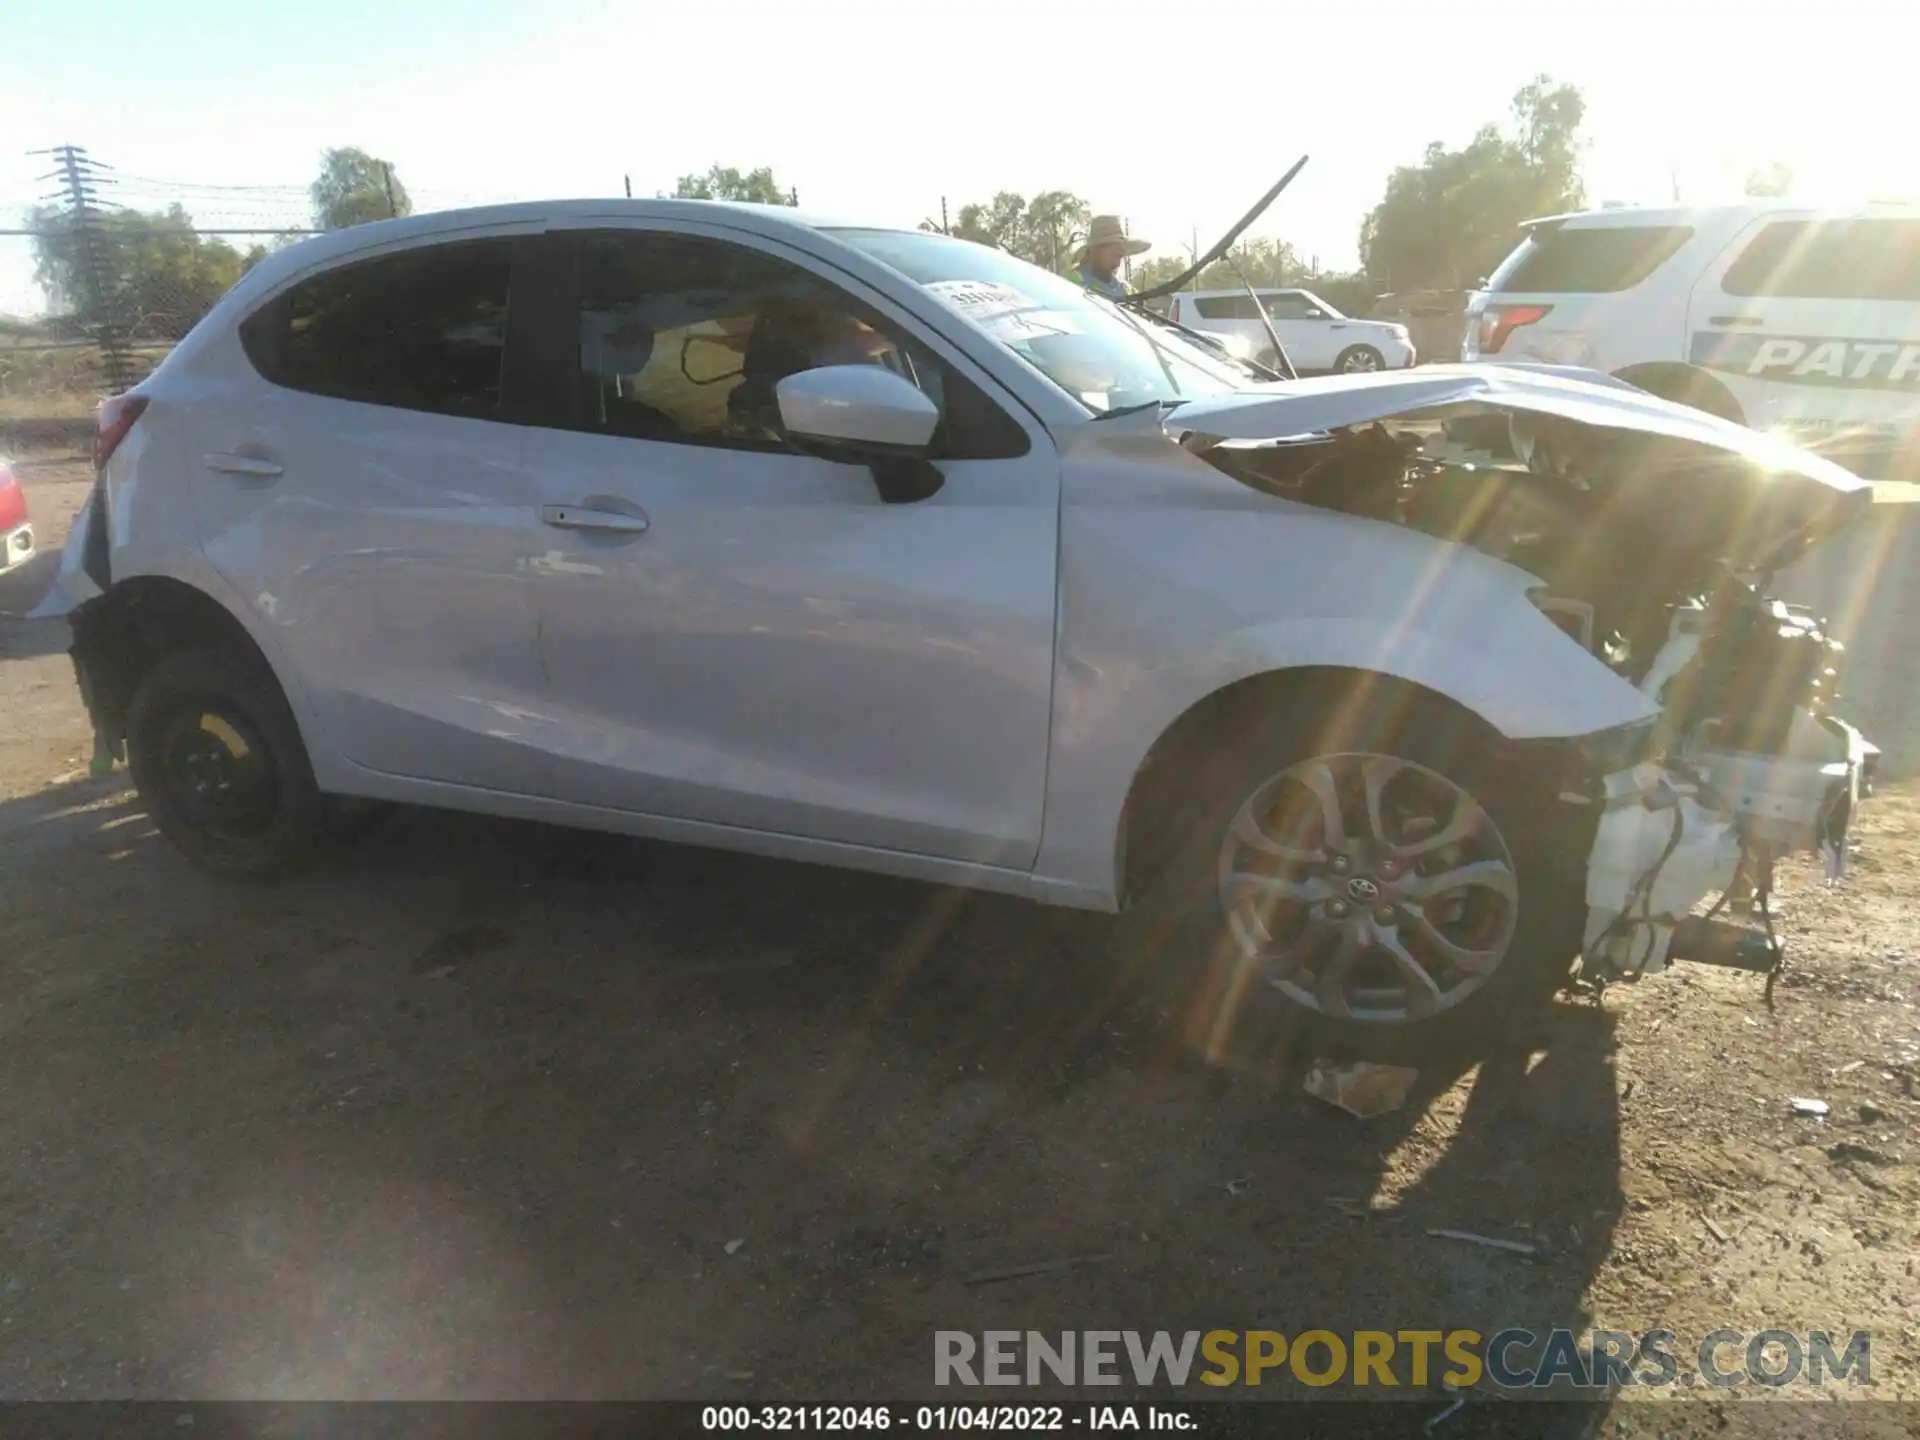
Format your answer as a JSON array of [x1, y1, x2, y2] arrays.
[[1167, 362, 1873, 573]]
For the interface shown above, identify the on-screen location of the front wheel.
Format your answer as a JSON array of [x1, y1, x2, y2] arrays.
[[126, 649, 328, 877], [1122, 688, 1584, 1065], [1335, 345, 1385, 374]]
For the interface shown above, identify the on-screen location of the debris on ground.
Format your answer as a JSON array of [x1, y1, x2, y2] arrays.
[[1423, 1384, 1467, 1433], [1788, 1097, 1831, 1118], [1701, 1214, 1731, 1243], [1304, 1060, 1419, 1118], [1224, 1175, 1251, 1196], [1426, 1228, 1537, 1256], [724, 1238, 746, 1255], [1829, 1141, 1895, 1166], [963, 1253, 1114, 1286]]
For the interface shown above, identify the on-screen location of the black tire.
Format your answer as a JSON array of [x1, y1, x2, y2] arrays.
[[1335, 345, 1385, 374], [126, 648, 327, 878], [1119, 680, 1585, 1067]]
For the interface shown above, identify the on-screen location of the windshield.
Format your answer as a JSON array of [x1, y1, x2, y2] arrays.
[[830, 228, 1246, 412]]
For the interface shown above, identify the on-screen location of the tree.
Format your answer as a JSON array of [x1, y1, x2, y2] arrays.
[[944, 189, 1091, 272], [1359, 76, 1587, 292], [311, 147, 412, 230], [1745, 162, 1795, 197], [28, 202, 250, 339], [672, 165, 795, 205]]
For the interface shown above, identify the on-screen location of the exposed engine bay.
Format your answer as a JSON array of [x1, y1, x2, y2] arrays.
[[1191, 405, 1878, 993]]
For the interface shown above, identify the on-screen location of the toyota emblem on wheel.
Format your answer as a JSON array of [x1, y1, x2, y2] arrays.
[[1346, 876, 1381, 903]]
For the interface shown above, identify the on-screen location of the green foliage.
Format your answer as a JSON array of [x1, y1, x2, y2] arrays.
[[311, 147, 412, 230], [27, 203, 250, 340], [941, 190, 1091, 273], [673, 166, 795, 205], [1745, 162, 1795, 197], [1360, 76, 1586, 292]]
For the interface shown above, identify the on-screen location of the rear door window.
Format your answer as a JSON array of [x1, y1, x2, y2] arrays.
[[1721, 219, 1920, 300], [241, 239, 514, 420], [1490, 224, 1693, 294]]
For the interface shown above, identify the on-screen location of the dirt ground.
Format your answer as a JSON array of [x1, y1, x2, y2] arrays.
[[1, 432, 1915, 1432]]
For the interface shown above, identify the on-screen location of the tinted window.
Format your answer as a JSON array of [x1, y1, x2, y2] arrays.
[[1491, 225, 1692, 294], [571, 232, 1027, 460], [1192, 295, 1246, 320], [1722, 219, 1920, 300], [1188, 294, 1325, 321], [241, 240, 513, 419]]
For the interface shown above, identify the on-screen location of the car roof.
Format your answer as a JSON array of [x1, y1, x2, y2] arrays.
[[233, 198, 907, 296], [1524, 199, 1920, 229]]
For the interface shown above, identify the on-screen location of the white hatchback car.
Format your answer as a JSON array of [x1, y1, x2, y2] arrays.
[[40, 200, 1876, 1062], [1168, 287, 1416, 374], [1464, 202, 1920, 470]]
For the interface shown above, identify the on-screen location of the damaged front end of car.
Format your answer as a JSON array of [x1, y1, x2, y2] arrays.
[[1171, 365, 1880, 1000]]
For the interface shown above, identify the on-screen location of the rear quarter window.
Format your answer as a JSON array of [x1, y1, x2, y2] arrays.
[[240, 239, 514, 420], [1489, 225, 1693, 294], [1722, 218, 1920, 300]]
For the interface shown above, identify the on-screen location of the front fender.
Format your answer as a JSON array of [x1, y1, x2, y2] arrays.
[[1029, 513, 1659, 909], [1210, 610, 1657, 742]]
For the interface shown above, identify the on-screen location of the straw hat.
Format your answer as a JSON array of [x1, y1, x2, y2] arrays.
[[1075, 214, 1151, 264]]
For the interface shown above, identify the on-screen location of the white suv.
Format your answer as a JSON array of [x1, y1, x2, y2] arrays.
[[1464, 202, 1920, 469], [1168, 288, 1416, 373], [36, 200, 1876, 1064]]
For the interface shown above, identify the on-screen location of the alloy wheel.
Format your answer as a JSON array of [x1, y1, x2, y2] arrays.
[[1216, 753, 1519, 1023]]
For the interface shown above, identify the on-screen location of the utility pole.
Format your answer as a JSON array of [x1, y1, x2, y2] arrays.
[[941, 196, 951, 235], [624, 174, 632, 198], [37, 144, 135, 394], [380, 161, 398, 219]]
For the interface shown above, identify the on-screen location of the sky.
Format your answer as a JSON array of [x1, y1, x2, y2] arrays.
[[1, 0, 1913, 315]]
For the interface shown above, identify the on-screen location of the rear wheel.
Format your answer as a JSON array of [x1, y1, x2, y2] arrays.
[[1335, 345, 1385, 374], [1122, 686, 1584, 1065], [1619, 367, 1746, 424], [126, 649, 327, 877]]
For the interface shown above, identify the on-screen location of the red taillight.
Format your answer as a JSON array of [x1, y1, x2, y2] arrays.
[[1479, 304, 1552, 355], [95, 393, 149, 471], [1171, 296, 1182, 323], [0, 465, 25, 532]]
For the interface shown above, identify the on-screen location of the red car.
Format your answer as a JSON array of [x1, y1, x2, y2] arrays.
[[0, 455, 33, 577]]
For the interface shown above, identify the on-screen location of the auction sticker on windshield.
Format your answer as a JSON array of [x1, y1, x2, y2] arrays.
[[924, 279, 1082, 343]]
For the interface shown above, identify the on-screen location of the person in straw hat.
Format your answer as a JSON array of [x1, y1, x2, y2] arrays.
[[1070, 215, 1151, 301]]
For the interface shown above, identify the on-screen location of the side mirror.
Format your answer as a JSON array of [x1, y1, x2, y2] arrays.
[[776, 365, 939, 453], [775, 365, 944, 504]]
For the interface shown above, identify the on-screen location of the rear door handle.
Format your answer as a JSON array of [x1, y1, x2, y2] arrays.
[[539, 503, 649, 534], [205, 452, 283, 478], [1708, 315, 1764, 327]]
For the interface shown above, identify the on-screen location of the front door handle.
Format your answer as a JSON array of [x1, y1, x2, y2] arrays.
[[205, 452, 283, 478], [539, 503, 649, 534], [1708, 315, 1764, 327]]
